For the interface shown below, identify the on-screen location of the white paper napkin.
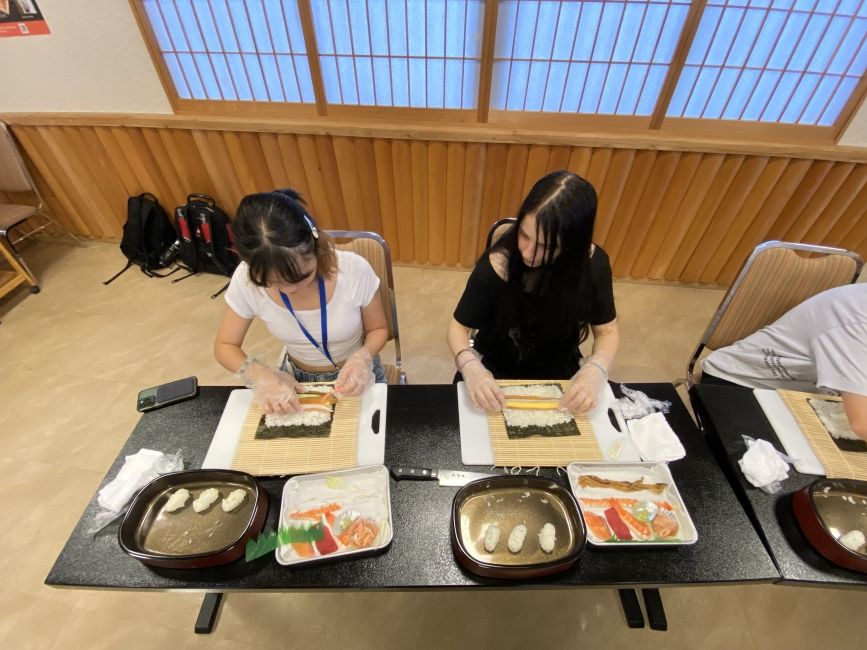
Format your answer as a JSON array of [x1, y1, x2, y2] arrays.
[[626, 412, 686, 462], [97, 449, 183, 513], [738, 438, 790, 490]]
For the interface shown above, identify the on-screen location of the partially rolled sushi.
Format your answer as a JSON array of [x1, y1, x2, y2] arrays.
[[484, 524, 501, 552], [507, 524, 527, 553], [539, 523, 556, 553], [192, 488, 220, 513]]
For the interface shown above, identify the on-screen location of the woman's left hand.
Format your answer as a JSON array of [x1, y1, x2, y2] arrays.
[[559, 361, 607, 414], [333, 348, 375, 397]]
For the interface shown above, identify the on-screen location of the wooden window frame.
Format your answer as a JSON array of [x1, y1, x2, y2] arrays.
[[131, 0, 867, 145]]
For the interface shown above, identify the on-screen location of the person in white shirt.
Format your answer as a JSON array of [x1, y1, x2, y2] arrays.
[[702, 283, 867, 440], [214, 189, 388, 415]]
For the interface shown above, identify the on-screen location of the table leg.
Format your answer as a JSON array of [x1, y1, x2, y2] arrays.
[[641, 588, 667, 631], [195, 592, 224, 634], [618, 589, 645, 628]]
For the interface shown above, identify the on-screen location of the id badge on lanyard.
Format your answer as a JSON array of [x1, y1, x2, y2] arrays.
[[279, 274, 336, 367]]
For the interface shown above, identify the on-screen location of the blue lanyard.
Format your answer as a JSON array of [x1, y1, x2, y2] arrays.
[[279, 275, 335, 367]]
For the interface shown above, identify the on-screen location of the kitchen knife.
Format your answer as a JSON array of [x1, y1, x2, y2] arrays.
[[389, 466, 494, 486]]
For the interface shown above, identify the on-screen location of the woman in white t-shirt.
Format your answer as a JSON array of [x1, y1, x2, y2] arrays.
[[214, 189, 388, 415]]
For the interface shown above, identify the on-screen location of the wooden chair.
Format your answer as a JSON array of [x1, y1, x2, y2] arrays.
[[686, 240, 863, 387], [0, 236, 36, 306], [0, 120, 78, 292], [329, 230, 407, 385]]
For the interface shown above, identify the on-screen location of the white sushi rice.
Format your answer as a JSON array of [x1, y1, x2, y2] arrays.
[[484, 524, 501, 552], [507, 524, 528, 553], [539, 523, 556, 553], [265, 409, 331, 427], [221, 488, 247, 513], [501, 384, 572, 428], [839, 529, 866, 551], [193, 488, 220, 513], [164, 488, 190, 513]]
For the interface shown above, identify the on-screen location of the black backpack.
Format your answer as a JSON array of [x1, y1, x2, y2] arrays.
[[104, 193, 177, 285], [172, 193, 239, 288]]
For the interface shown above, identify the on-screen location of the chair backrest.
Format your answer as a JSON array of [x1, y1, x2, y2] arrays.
[[485, 217, 516, 250], [0, 121, 37, 194], [687, 240, 864, 386], [328, 230, 402, 367]]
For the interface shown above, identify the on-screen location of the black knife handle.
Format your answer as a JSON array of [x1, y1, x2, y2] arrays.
[[390, 466, 436, 481]]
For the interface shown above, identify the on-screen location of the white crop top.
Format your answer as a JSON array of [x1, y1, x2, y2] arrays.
[[225, 250, 380, 366]]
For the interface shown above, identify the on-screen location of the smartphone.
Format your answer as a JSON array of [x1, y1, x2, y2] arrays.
[[137, 376, 199, 412]]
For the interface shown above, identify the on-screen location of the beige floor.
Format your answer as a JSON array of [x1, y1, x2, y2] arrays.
[[0, 240, 865, 649]]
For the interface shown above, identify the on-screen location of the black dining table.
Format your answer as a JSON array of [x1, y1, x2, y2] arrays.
[[690, 383, 867, 589], [47, 383, 778, 632]]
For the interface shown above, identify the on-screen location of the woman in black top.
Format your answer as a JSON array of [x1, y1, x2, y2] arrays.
[[448, 171, 619, 414]]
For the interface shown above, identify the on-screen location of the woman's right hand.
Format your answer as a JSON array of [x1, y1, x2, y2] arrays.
[[238, 359, 304, 415], [461, 357, 506, 412]]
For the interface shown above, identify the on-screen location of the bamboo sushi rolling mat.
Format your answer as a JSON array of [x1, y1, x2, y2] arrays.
[[488, 380, 603, 467], [231, 391, 361, 476], [778, 389, 867, 480]]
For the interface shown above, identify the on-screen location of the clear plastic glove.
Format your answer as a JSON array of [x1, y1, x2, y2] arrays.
[[334, 348, 375, 397], [238, 357, 304, 415], [559, 358, 607, 414], [461, 356, 506, 412]]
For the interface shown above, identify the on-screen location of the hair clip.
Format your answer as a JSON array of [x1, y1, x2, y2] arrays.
[[302, 214, 319, 239]]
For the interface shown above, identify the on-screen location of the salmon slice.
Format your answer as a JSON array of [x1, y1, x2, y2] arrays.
[[292, 542, 315, 557], [580, 497, 674, 511], [584, 511, 613, 541], [651, 511, 680, 538], [612, 501, 652, 539]]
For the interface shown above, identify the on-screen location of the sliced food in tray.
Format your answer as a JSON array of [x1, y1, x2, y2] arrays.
[[567, 462, 698, 546], [276, 465, 392, 566]]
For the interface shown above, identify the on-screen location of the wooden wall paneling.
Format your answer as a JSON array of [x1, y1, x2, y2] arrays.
[[522, 145, 551, 196], [427, 140, 448, 265], [584, 147, 612, 193], [313, 135, 349, 230], [192, 130, 242, 210], [140, 128, 186, 206], [410, 141, 430, 263], [444, 141, 466, 266], [352, 138, 384, 236], [693, 156, 772, 284], [707, 156, 789, 284], [295, 134, 333, 226], [630, 152, 703, 278], [546, 146, 572, 174], [242, 132, 277, 193], [596, 150, 656, 256], [567, 147, 593, 178], [372, 138, 400, 255], [499, 145, 530, 220], [800, 164, 867, 246], [390, 139, 415, 262], [92, 126, 142, 199], [476, 142, 508, 255], [259, 133, 292, 189], [114, 128, 178, 213], [650, 154, 724, 279], [460, 142, 487, 267], [614, 151, 682, 277], [77, 127, 136, 227], [12, 127, 90, 234], [822, 175, 867, 247], [41, 126, 118, 237], [764, 160, 834, 241], [222, 131, 258, 197], [782, 162, 855, 243], [275, 134, 312, 201], [665, 154, 745, 281], [331, 136, 368, 231], [606, 150, 659, 273], [159, 129, 218, 198], [593, 148, 635, 247]]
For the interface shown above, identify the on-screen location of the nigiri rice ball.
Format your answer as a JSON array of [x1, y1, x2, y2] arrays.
[[539, 523, 556, 553], [193, 488, 220, 513], [507, 524, 527, 553], [164, 488, 190, 513], [484, 524, 501, 552], [221, 488, 247, 513]]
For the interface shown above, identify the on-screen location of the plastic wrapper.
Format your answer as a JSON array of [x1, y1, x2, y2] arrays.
[[738, 436, 793, 494], [616, 384, 672, 420]]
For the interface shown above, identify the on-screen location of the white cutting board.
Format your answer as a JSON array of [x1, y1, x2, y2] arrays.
[[458, 382, 640, 465], [202, 384, 388, 470], [753, 388, 824, 476]]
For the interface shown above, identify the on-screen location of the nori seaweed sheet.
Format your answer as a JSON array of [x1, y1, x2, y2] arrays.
[[254, 412, 333, 440], [505, 418, 580, 439], [808, 399, 867, 453]]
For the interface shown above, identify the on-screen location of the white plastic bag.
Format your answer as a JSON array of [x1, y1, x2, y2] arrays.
[[738, 436, 792, 494], [616, 384, 672, 420]]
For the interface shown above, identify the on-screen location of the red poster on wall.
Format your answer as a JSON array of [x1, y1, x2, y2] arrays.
[[0, 0, 50, 37]]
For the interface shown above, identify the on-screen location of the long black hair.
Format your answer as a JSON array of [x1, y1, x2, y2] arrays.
[[232, 189, 336, 287], [490, 170, 598, 352]]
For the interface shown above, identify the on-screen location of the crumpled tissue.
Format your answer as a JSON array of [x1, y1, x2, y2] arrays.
[[98, 449, 183, 512], [626, 412, 686, 462], [738, 438, 790, 493]]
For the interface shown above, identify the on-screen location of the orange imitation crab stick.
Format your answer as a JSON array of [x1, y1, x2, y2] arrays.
[[612, 501, 652, 539], [290, 503, 342, 520]]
